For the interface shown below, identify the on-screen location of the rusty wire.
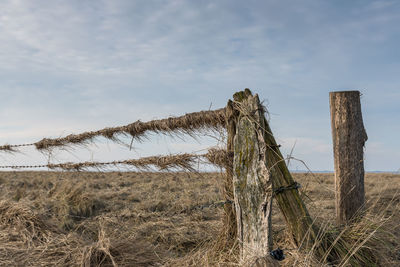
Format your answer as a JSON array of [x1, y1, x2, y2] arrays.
[[0, 108, 226, 153], [0, 148, 230, 171], [34, 108, 226, 150], [0, 143, 36, 152]]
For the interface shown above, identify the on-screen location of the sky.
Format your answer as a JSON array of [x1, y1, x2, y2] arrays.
[[0, 0, 399, 172]]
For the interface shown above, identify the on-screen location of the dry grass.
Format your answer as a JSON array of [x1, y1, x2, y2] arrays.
[[47, 154, 199, 172], [0, 149, 230, 171], [46, 149, 229, 171], [0, 171, 398, 266], [0, 144, 15, 152], [34, 108, 226, 150]]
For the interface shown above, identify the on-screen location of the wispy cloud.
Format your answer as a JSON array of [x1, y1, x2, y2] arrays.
[[0, 0, 398, 171]]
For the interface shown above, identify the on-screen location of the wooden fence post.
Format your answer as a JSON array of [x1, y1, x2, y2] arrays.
[[330, 91, 367, 225], [221, 99, 238, 246], [231, 89, 326, 263], [231, 89, 273, 263]]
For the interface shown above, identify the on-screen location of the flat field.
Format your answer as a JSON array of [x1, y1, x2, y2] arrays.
[[0, 171, 398, 266]]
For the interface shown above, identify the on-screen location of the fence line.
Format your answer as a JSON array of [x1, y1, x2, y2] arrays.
[[0, 89, 377, 265], [0, 143, 36, 152], [0, 148, 229, 171], [0, 108, 226, 153]]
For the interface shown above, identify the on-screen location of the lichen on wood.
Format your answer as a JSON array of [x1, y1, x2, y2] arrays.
[[231, 89, 328, 264], [232, 90, 273, 262]]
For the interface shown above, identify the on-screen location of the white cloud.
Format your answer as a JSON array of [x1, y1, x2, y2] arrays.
[[0, 0, 398, 170]]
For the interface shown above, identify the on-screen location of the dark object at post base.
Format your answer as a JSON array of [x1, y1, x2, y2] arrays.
[[270, 248, 285, 261]]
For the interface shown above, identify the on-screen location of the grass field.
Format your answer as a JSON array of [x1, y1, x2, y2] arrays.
[[0, 171, 398, 266]]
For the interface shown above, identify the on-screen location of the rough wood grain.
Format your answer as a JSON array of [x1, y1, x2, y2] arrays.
[[222, 99, 238, 245], [231, 89, 330, 264], [254, 97, 323, 253], [330, 91, 367, 225], [232, 89, 273, 262]]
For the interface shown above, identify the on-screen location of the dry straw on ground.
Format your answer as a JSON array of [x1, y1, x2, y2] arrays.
[[0, 172, 398, 266], [0, 200, 161, 267]]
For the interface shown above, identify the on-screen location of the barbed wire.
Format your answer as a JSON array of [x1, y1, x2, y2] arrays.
[[273, 182, 301, 195], [0, 164, 48, 169], [0, 108, 226, 153], [0, 143, 36, 152], [0, 148, 230, 171]]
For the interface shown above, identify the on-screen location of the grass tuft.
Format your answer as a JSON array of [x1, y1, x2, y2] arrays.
[[0, 171, 398, 266]]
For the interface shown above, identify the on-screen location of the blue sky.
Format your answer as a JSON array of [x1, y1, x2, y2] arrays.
[[0, 0, 399, 171]]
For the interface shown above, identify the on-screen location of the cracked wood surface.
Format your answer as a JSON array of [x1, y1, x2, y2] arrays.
[[232, 90, 273, 262], [330, 90, 367, 225], [232, 89, 327, 264]]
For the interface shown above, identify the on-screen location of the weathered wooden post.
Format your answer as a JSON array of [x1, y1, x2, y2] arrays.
[[220, 100, 238, 246], [231, 90, 274, 263], [231, 89, 326, 264], [330, 91, 367, 225]]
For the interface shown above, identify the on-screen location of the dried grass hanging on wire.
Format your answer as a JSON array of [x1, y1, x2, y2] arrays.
[[47, 154, 197, 172], [45, 149, 228, 171], [0, 145, 14, 152], [204, 148, 232, 170], [0, 148, 229, 171], [0, 143, 36, 153], [34, 108, 226, 151]]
